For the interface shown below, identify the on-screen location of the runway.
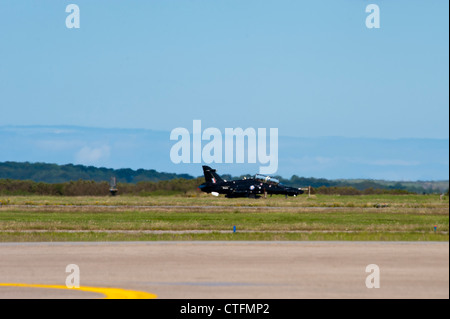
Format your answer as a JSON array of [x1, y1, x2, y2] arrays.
[[0, 241, 448, 299]]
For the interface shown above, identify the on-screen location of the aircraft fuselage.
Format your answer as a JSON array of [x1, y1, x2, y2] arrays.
[[199, 166, 303, 198]]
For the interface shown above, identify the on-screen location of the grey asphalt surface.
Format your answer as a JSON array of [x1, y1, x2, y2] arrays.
[[0, 241, 448, 299]]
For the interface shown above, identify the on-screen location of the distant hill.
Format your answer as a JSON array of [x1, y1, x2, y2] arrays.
[[1, 161, 447, 194], [0, 161, 194, 184], [1, 126, 448, 181]]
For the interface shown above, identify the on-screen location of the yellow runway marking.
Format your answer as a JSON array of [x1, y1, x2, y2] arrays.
[[0, 283, 157, 299]]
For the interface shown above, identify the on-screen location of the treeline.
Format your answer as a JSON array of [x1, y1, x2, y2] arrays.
[[0, 178, 416, 196], [0, 178, 204, 196], [0, 161, 194, 184], [285, 176, 430, 194], [0, 161, 447, 194], [310, 186, 412, 195]]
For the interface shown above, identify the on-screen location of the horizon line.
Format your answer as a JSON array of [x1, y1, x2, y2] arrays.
[[1, 160, 448, 184], [1, 124, 449, 141]]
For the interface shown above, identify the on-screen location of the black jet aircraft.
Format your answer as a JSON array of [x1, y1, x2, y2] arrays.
[[198, 166, 304, 198]]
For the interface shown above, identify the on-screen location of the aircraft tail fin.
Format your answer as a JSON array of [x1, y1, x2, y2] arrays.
[[202, 166, 224, 184]]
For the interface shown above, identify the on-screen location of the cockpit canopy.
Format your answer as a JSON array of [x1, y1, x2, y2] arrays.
[[254, 174, 280, 185]]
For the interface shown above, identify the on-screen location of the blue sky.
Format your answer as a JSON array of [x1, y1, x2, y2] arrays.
[[0, 126, 448, 180], [0, 0, 448, 138], [0, 1, 448, 179]]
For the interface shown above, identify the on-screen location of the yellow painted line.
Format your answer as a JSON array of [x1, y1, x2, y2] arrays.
[[0, 283, 157, 299]]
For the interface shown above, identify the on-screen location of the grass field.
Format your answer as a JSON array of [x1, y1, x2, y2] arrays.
[[0, 194, 448, 242], [1, 193, 449, 207]]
